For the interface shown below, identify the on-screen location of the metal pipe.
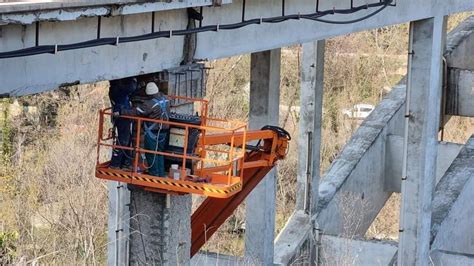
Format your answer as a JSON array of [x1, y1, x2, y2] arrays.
[[199, 7, 203, 28], [304, 131, 313, 214], [282, 0, 285, 16], [35, 21, 40, 46], [440, 57, 448, 141], [242, 0, 246, 22], [190, 70, 194, 98], [114, 182, 121, 266], [151, 12, 155, 33], [97, 16, 102, 39], [399, 21, 415, 238]]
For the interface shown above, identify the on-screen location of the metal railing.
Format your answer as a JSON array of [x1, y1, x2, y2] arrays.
[[96, 95, 247, 185]]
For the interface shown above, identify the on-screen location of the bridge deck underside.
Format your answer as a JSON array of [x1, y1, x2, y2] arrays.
[[1, 0, 474, 95]]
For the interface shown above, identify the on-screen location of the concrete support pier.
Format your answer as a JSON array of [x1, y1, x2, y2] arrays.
[[107, 181, 130, 265], [398, 16, 447, 265], [296, 41, 325, 216], [245, 49, 281, 264], [273, 41, 325, 265], [129, 190, 191, 265]]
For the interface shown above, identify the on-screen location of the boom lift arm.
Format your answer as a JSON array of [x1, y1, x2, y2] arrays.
[[191, 126, 290, 256]]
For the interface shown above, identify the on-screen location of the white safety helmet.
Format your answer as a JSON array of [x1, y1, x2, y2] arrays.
[[145, 82, 159, 96]]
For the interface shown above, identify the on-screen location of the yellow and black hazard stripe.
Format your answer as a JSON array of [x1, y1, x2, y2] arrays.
[[96, 169, 241, 195]]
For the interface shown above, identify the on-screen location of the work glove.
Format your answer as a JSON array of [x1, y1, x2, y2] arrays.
[[112, 111, 120, 118]]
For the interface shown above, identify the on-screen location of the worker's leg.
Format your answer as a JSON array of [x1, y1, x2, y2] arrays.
[[144, 133, 159, 176], [121, 119, 133, 167], [144, 130, 169, 177], [155, 131, 169, 177], [110, 117, 131, 168]]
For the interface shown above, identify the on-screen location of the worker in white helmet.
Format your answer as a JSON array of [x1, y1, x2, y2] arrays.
[[116, 82, 170, 177]]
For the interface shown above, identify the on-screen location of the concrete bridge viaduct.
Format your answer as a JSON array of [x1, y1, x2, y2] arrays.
[[1, 0, 474, 265]]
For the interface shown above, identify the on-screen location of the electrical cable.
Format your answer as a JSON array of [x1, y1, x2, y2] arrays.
[[143, 108, 168, 171], [0, 0, 393, 60], [308, 0, 390, 24], [261, 125, 291, 141]]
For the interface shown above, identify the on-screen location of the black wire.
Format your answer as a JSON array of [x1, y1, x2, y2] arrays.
[[261, 125, 291, 140], [0, 0, 393, 60], [308, 1, 390, 24]]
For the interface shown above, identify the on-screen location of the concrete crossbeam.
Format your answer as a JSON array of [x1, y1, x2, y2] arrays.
[[445, 16, 474, 71], [191, 252, 244, 265], [320, 234, 397, 265], [245, 49, 280, 265], [384, 135, 462, 193], [317, 84, 405, 236], [273, 83, 407, 264], [398, 16, 447, 266], [430, 249, 474, 265], [445, 16, 474, 117], [431, 135, 474, 255], [446, 69, 474, 117], [0, 10, 188, 96], [0, 0, 232, 17], [1, 1, 474, 95], [274, 210, 312, 265]]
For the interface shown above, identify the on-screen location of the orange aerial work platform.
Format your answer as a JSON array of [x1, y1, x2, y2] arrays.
[[95, 95, 291, 255]]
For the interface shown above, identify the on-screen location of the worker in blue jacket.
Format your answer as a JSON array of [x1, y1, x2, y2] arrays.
[[109, 77, 137, 170], [118, 82, 170, 177]]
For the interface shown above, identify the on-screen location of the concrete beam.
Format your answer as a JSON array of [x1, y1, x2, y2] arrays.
[[0, 10, 188, 96], [445, 16, 474, 71], [446, 69, 474, 117], [431, 135, 474, 255], [431, 250, 474, 265], [274, 83, 406, 264], [320, 234, 397, 265], [444, 16, 474, 117], [1, 1, 474, 95], [191, 252, 245, 266], [194, 0, 474, 61], [384, 135, 462, 193], [0, 0, 232, 20], [245, 49, 280, 265], [274, 210, 312, 265], [295, 41, 324, 216], [317, 84, 405, 236], [398, 16, 447, 265]]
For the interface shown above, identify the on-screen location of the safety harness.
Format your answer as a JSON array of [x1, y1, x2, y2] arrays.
[[144, 96, 169, 140]]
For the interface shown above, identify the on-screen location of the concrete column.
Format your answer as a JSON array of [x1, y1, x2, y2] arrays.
[[295, 41, 325, 216], [245, 49, 281, 264], [129, 190, 191, 265], [398, 16, 447, 265], [107, 182, 130, 266]]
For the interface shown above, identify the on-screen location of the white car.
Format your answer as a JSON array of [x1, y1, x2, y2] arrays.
[[342, 104, 375, 120]]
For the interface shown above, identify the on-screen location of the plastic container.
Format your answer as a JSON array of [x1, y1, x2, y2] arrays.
[[169, 165, 180, 180], [169, 164, 189, 180]]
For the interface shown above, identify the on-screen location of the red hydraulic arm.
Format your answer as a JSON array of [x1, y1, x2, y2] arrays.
[[191, 126, 290, 256]]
